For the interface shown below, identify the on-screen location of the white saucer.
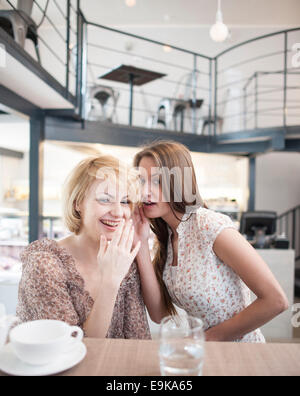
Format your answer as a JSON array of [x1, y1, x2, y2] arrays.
[[0, 342, 87, 376]]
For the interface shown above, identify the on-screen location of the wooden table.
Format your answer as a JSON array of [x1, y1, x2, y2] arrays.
[[0, 339, 299, 376], [57, 339, 300, 377], [99, 65, 166, 126]]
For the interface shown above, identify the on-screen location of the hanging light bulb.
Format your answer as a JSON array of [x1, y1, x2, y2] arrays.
[[163, 45, 172, 53], [210, 0, 229, 42], [125, 0, 136, 7]]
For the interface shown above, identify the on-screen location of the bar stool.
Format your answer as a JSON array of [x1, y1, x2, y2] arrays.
[[85, 85, 120, 122], [0, 0, 41, 63]]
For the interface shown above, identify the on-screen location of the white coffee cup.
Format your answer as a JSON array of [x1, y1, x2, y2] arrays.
[[9, 320, 84, 366]]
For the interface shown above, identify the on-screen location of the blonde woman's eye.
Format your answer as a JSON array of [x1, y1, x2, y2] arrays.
[[139, 177, 146, 186], [97, 198, 110, 204]]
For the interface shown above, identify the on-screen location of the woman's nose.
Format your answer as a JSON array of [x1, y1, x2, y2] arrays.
[[141, 181, 151, 200], [110, 202, 123, 217]]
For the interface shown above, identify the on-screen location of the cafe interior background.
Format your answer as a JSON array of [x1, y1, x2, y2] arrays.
[[0, 0, 299, 342]]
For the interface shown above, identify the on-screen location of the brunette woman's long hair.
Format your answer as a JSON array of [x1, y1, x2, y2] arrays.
[[134, 140, 208, 316]]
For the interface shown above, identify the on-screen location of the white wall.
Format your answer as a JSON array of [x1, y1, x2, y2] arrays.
[[43, 142, 249, 216], [256, 152, 300, 215]]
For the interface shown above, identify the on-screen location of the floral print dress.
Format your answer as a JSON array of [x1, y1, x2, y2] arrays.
[[163, 208, 265, 343]]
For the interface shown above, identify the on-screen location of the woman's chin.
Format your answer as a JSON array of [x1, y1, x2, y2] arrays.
[[143, 204, 166, 219]]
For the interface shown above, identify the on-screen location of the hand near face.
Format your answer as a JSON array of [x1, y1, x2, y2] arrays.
[[97, 219, 141, 287], [132, 205, 150, 245]]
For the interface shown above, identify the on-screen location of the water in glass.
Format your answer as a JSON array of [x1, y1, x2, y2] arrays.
[[159, 314, 205, 376]]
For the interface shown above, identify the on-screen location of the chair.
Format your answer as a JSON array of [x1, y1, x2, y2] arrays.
[[0, 0, 41, 64], [85, 85, 120, 122], [154, 98, 189, 132], [198, 115, 224, 136], [154, 98, 205, 133]]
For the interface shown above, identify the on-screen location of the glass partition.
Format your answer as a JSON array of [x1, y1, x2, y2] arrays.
[[0, 109, 29, 274]]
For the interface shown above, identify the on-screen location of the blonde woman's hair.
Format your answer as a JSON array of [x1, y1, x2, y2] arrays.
[[62, 154, 140, 235]]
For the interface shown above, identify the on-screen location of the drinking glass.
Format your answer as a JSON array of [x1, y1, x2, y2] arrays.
[[159, 313, 205, 376]]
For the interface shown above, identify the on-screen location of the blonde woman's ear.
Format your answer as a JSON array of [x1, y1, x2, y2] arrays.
[[74, 201, 81, 215]]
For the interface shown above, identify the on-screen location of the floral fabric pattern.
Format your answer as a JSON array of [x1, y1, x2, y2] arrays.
[[17, 239, 151, 339], [163, 208, 265, 343]]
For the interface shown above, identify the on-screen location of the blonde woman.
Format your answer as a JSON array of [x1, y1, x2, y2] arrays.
[[17, 155, 150, 339], [133, 141, 288, 342]]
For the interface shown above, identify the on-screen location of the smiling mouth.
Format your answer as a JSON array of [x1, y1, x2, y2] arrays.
[[100, 220, 121, 228]]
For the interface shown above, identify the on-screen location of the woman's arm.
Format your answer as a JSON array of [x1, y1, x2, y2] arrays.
[[205, 228, 289, 341], [136, 243, 169, 324], [133, 207, 169, 323], [83, 277, 120, 338]]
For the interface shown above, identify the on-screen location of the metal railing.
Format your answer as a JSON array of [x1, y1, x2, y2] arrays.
[[1, 0, 80, 105], [1, 1, 300, 136], [84, 18, 213, 134], [277, 205, 300, 262], [83, 19, 300, 135], [215, 28, 300, 135], [242, 70, 300, 130]]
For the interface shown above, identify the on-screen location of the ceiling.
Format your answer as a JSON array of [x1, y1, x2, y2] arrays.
[[1, 0, 300, 27], [80, 0, 300, 27]]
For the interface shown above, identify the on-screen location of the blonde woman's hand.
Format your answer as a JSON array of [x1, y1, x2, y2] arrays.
[[97, 219, 141, 288], [132, 206, 150, 246]]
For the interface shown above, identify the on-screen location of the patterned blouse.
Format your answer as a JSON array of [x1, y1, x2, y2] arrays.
[[163, 208, 265, 343], [16, 239, 151, 339]]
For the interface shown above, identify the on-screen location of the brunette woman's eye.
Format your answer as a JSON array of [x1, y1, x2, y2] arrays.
[[121, 199, 131, 205]]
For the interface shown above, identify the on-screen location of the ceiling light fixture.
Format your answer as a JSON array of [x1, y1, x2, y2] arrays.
[[163, 45, 172, 53], [210, 0, 229, 43], [125, 0, 136, 7]]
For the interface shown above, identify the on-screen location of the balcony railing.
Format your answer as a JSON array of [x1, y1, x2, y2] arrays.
[[215, 28, 300, 135], [1, 0, 80, 105], [1, 1, 300, 137], [277, 205, 300, 262]]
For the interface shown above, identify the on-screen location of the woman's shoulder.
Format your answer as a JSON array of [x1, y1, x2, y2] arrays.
[[21, 238, 64, 259], [20, 238, 70, 274], [195, 207, 234, 222], [193, 207, 237, 236]]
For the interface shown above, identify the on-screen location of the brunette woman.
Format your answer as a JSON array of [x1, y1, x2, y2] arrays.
[[133, 141, 288, 342]]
